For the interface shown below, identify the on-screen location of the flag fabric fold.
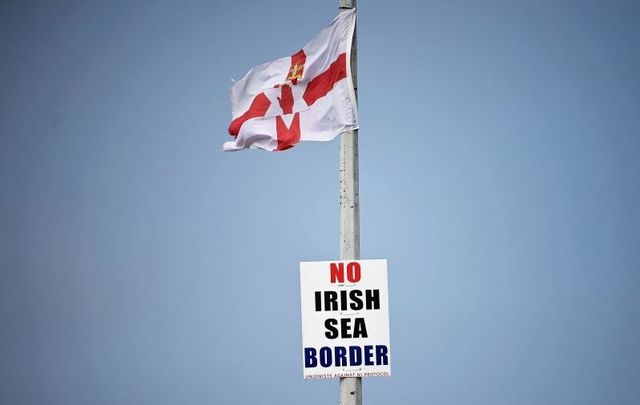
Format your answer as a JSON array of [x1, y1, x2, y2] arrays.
[[224, 9, 358, 152]]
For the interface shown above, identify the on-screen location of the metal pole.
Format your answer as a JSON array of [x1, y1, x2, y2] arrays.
[[339, 0, 360, 404]]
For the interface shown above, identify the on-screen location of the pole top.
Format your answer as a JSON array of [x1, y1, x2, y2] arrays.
[[339, 0, 356, 9]]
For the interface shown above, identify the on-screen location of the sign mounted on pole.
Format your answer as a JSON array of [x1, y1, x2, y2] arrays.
[[300, 259, 391, 379]]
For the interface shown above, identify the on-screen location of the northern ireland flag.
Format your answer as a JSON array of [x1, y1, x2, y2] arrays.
[[224, 9, 358, 152]]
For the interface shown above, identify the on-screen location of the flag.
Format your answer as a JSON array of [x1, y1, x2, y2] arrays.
[[224, 9, 358, 152]]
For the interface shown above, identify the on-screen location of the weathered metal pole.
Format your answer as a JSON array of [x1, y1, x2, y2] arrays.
[[339, 0, 360, 404]]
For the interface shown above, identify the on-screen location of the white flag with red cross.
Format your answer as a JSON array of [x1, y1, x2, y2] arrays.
[[224, 9, 358, 152]]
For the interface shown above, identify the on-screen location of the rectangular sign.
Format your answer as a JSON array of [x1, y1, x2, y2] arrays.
[[300, 259, 391, 379]]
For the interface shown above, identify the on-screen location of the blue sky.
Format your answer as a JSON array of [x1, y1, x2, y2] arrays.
[[1, 0, 639, 404]]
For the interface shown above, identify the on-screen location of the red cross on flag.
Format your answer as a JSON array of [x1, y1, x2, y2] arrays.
[[224, 9, 358, 152]]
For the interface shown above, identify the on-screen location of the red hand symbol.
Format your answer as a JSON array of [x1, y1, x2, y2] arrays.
[[277, 84, 294, 114]]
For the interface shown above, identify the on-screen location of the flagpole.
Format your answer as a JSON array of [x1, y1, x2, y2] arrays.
[[339, 0, 360, 404]]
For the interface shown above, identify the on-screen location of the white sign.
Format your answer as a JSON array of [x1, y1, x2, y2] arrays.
[[300, 259, 391, 379]]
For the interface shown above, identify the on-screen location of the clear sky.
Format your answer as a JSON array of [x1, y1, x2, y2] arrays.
[[1, 0, 639, 404]]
